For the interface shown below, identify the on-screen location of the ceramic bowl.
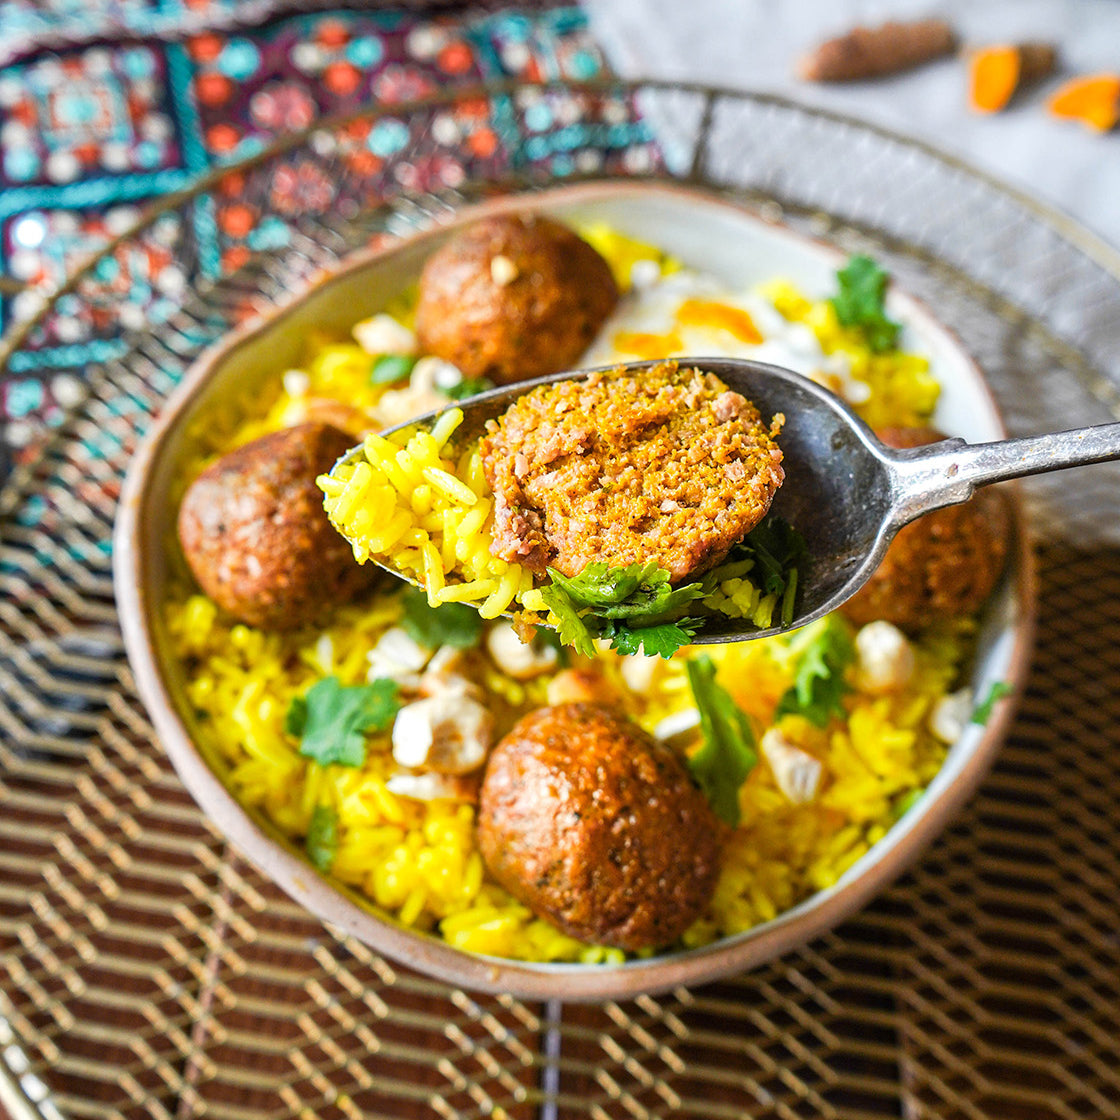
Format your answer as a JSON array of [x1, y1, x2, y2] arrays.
[[113, 181, 1036, 1000]]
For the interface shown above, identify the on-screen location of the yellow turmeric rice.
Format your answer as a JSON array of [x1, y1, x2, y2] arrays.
[[166, 225, 968, 964]]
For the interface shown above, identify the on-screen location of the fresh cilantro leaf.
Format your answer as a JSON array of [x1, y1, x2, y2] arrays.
[[370, 354, 416, 385], [546, 563, 705, 622], [547, 562, 663, 608], [608, 618, 701, 659], [539, 563, 706, 658], [685, 656, 758, 826], [306, 804, 339, 872], [399, 588, 482, 649], [444, 376, 495, 400], [285, 694, 308, 738], [539, 582, 598, 658], [773, 615, 855, 727], [971, 681, 1011, 725], [831, 255, 902, 354], [287, 676, 401, 768], [742, 516, 807, 598], [625, 583, 708, 624]]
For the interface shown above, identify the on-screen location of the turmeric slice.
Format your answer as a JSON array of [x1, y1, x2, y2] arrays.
[[797, 19, 956, 83], [969, 42, 1057, 113], [1047, 73, 1120, 132]]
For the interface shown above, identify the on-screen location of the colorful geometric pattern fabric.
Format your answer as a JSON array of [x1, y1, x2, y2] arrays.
[[0, 4, 654, 467]]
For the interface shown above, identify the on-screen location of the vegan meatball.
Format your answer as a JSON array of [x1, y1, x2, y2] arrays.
[[177, 422, 373, 630], [414, 213, 619, 384], [477, 703, 723, 951], [842, 426, 1010, 631], [480, 360, 785, 581]]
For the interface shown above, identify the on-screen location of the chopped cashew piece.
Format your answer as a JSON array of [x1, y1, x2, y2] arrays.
[[413, 355, 463, 391], [930, 686, 974, 743], [426, 644, 466, 677], [419, 671, 481, 701], [760, 728, 823, 805], [391, 694, 494, 774], [367, 626, 431, 683], [489, 254, 519, 285], [352, 312, 417, 357], [628, 259, 662, 289], [855, 620, 915, 694], [371, 353, 451, 427], [545, 668, 615, 707], [486, 621, 558, 680], [281, 369, 310, 398], [313, 634, 334, 673], [385, 770, 478, 802], [619, 653, 660, 696], [653, 708, 701, 744]]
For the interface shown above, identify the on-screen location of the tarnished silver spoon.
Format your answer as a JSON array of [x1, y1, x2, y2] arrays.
[[342, 357, 1120, 643]]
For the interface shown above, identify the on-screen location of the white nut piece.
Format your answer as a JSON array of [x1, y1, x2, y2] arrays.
[[411, 355, 463, 391], [855, 620, 916, 694], [385, 770, 477, 802], [619, 653, 660, 696], [281, 369, 310, 398], [653, 708, 700, 744], [930, 686, 974, 743], [545, 668, 614, 707], [352, 312, 417, 356], [426, 644, 465, 677], [628, 258, 662, 289], [391, 694, 494, 774], [760, 728, 823, 805], [367, 627, 431, 684], [313, 634, 335, 673], [486, 621, 558, 680], [372, 383, 446, 428], [489, 253, 519, 285]]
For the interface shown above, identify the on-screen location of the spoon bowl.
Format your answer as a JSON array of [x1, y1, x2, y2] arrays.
[[339, 356, 1120, 642]]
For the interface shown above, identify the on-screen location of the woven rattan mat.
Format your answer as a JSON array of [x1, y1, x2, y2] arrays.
[[3, 83, 1120, 1119]]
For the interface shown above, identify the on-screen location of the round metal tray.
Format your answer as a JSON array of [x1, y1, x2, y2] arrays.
[[3, 79, 1120, 1120]]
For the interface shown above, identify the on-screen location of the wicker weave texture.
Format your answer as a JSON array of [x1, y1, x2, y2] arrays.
[[3, 82, 1120, 1120]]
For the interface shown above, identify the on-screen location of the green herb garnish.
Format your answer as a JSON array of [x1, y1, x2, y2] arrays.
[[773, 615, 856, 727], [399, 588, 483, 650], [705, 516, 806, 627], [831, 254, 902, 354], [444, 376, 495, 400], [539, 581, 599, 658], [971, 681, 1011, 725], [285, 676, 401, 768], [306, 804, 340, 872], [370, 354, 416, 385], [685, 655, 758, 826], [607, 618, 702, 659], [540, 561, 706, 659], [547, 561, 706, 620]]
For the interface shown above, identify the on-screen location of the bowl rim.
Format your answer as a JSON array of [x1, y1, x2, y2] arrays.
[[113, 178, 1038, 1000]]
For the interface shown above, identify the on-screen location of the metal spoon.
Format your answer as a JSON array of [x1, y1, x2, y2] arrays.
[[349, 357, 1120, 643]]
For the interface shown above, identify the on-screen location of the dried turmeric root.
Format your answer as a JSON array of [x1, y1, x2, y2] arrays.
[[1047, 73, 1120, 132], [968, 43, 1057, 113], [797, 19, 956, 83]]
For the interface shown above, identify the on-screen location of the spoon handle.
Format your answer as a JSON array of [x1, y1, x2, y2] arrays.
[[890, 421, 1120, 525]]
